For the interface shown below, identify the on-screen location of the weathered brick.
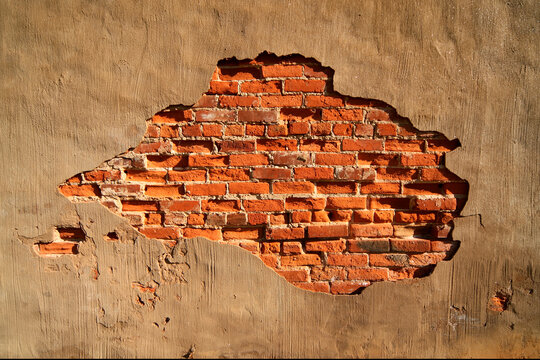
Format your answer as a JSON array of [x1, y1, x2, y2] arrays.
[[188, 155, 229, 167], [327, 254, 368, 267], [261, 95, 302, 107], [145, 185, 183, 197], [139, 227, 181, 240], [281, 254, 322, 266], [348, 268, 389, 281], [209, 169, 250, 181], [274, 181, 315, 194], [305, 240, 346, 252], [326, 197, 366, 209], [243, 199, 284, 212], [201, 200, 241, 212], [284, 79, 326, 92], [241, 80, 281, 93], [315, 154, 355, 166], [183, 228, 222, 241], [229, 182, 269, 194], [285, 198, 326, 210], [59, 184, 101, 197], [348, 239, 390, 253], [252, 168, 291, 180], [229, 154, 269, 166], [185, 183, 226, 196], [306, 225, 348, 238], [350, 223, 393, 237]]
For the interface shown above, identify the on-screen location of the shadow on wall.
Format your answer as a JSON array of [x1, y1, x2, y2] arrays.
[[47, 52, 469, 295]]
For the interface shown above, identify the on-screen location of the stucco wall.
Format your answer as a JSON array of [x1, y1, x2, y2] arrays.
[[0, 0, 538, 357]]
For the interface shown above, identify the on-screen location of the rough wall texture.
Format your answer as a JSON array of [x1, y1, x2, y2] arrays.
[[55, 54, 467, 295], [0, 0, 538, 358]]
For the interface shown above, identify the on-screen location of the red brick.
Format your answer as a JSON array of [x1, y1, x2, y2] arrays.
[[237, 240, 260, 253], [222, 228, 261, 240], [281, 254, 321, 266], [174, 140, 213, 153], [352, 210, 373, 223], [307, 225, 348, 239], [295, 282, 330, 293], [209, 169, 249, 181], [312, 122, 332, 135], [133, 141, 171, 154], [252, 168, 291, 180], [315, 154, 355, 166], [305, 240, 346, 252], [164, 213, 187, 226], [57, 228, 85, 240], [282, 241, 303, 254], [348, 239, 390, 253], [188, 155, 228, 167], [146, 155, 187, 168], [269, 214, 287, 225], [348, 268, 389, 281], [355, 124, 374, 137], [219, 140, 256, 152], [152, 109, 191, 123], [280, 108, 321, 121], [218, 66, 261, 80], [139, 227, 181, 240], [312, 211, 330, 222], [366, 109, 390, 122], [288, 122, 310, 135], [385, 140, 424, 152], [257, 139, 297, 151], [376, 123, 397, 136], [208, 81, 239, 95], [333, 123, 353, 136], [259, 254, 279, 268], [246, 124, 265, 135], [421, 168, 462, 181], [431, 240, 460, 252], [219, 95, 260, 107], [168, 170, 206, 182], [225, 124, 243, 136], [261, 242, 280, 254], [426, 139, 460, 152], [357, 153, 400, 166], [248, 213, 268, 225], [330, 210, 353, 222], [326, 197, 367, 209], [185, 183, 226, 196], [394, 212, 418, 223], [370, 197, 411, 210], [125, 170, 167, 183], [37, 242, 78, 255], [335, 167, 376, 181], [327, 254, 368, 267], [243, 199, 284, 212], [162, 200, 200, 212], [240, 80, 281, 93], [415, 198, 457, 211], [226, 213, 247, 226], [201, 200, 241, 212], [273, 152, 311, 166], [229, 182, 269, 194], [145, 185, 183, 197], [342, 139, 383, 151], [238, 110, 278, 123], [409, 253, 447, 266], [322, 109, 364, 121], [317, 182, 356, 194], [305, 95, 344, 107], [311, 267, 347, 281], [266, 227, 305, 240], [182, 124, 202, 136], [294, 167, 334, 180], [187, 213, 205, 225], [351, 223, 393, 237], [291, 212, 312, 223], [390, 239, 431, 253], [376, 168, 418, 181], [261, 95, 302, 107], [284, 79, 325, 92], [361, 183, 401, 194], [59, 184, 100, 197], [304, 65, 332, 78], [267, 124, 288, 137], [195, 110, 235, 122], [183, 228, 222, 241], [273, 181, 314, 194], [83, 170, 121, 182], [261, 64, 303, 77], [401, 154, 440, 166], [159, 125, 179, 138], [229, 154, 269, 166], [369, 254, 409, 267], [374, 210, 394, 223], [121, 200, 159, 211], [202, 124, 223, 137], [285, 198, 326, 210], [403, 183, 442, 195], [300, 139, 340, 152]]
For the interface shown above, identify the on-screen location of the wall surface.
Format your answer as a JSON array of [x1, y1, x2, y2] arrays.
[[0, 0, 538, 358]]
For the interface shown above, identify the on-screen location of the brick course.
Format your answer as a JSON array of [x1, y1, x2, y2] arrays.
[[58, 53, 468, 295]]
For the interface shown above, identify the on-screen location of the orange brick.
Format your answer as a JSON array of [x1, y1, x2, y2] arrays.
[[225, 124, 244, 136], [139, 227, 181, 240], [185, 184, 226, 196], [305, 240, 345, 252], [348, 268, 389, 281], [284, 79, 325, 92], [305, 95, 344, 107], [266, 227, 305, 240], [125, 170, 167, 184], [219, 95, 259, 107], [291, 212, 312, 223], [152, 109, 191, 123], [342, 139, 383, 151], [376, 123, 397, 136], [333, 123, 353, 136], [348, 239, 390, 253], [174, 140, 213, 153], [306, 225, 348, 238], [350, 223, 393, 237], [282, 241, 303, 254], [374, 210, 394, 223], [238, 110, 278, 123], [243, 199, 284, 212], [289, 122, 310, 135], [168, 170, 206, 182], [37, 242, 78, 255], [312, 210, 330, 222], [421, 168, 461, 181], [300, 139, 340, 152], [269, 213, 287, 225], [121, 200, 159, 212], [294, 167, 334, 180], [280, 108, 321, 121], [385, 140, 423, 152], [222, 228, 261, 240], [327, 254, 368, 267], [267, 124, 288, 137], [326, 197, 366, 209], [277, 270, 309, 282], [59, 184, 100, 197], [316, 182, 356, 194], [182, 124, 202, 137], [208, 80, 239, 94], [366, 109, 390, 121], [273, 153, 311, 166], [229, 182, 269, 194], [187, 213, 205, 225], [285, 198, 326, 210], [361, 183, 401, 194], [252, 168, 291, 180], [414, 198, 457, 211], [259, 254, 279, 268], [403, 183, 442, 195], [83, 170, 121, 182], [369, 254, 409, 267], [248, 213, 268, 225], [161, 200, 200, 212], [281, 254, 321, 266], [188, 155, 228, 167], [352, 210, 374, 223], [229, 154, 269, 166], [218, 66, 261, 80], [376, 168, 418, 181], [390, 239, 431, 253], [312, 122, 332, 135], [273, 181, 315, 194], [145, 185, 183, 197], [260, 95, 302, 107], [257, 139, 297, 151], [295, 282, 331, 293], [261, 64, 303, 77], [315, 154, 355, 165], [147, 155, 187, 168], [183, 228, 222, 241], [194, 110, 235, 122], [401, 154, 440, 166], [201, 200, 241, 212], [202, 124, 223, 137], [261, 242, 281, 254], [311, 267, 347, 281], [241, 80, 281, 93], [322, 109, 363, 121], [426, 139, 460, 152], [209, 169, 250, 181]]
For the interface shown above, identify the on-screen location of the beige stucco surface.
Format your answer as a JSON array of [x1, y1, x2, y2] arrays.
[[0, 0, 538, 357]]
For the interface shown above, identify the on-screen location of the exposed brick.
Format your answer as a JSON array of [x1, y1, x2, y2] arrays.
[[261, 242, 281, 254], [291, 212, 312, 223], [369, 253, 409, 267], [322, 109, 363, 121], [294, 167, 334, 180], [126, 170, 167, 183], [333, 123, 353, 136], [241, 80, 281, 93], [182, 124, 202, 137], [252, 168, 291, 180], [261, 95, 302, 108], [350, 223, 393, 237], [315, 154, 356, 166], [188, 155, 229, 167], [219, 140, 255, 152], [390, 239, 431, 253], [285, 198, 326, 210], [300, 139, 340, 152], [281, 254, 322, 266], [326, 197, 366, 209], [295, 282, 331, 293], [361, 183, 401, 194], [174, 140, 213, 153], [229, 182, 269, 194], [273, 152, 311, 166], [218, 66, 261, 80], [139, 227, 181, 240], [59, 184, 100, 197], [357, 153, 400, 166], [305, 95, 344, 107], [317, 182, 356, 194], [370, 197, 411, 209], [284, 79, 325, 92], [312, 122, 332, 135], [348, 268, 389, 281], [307, 225, 348, 239], [185, 183, 226, 196], [219, 95, 260, 107], [209, 169, 250, 181], [282, 241, 303, 254], [122, 200, 159, 212], [274, 181, 315, 194], [280, 108, 321, 121], [266, 227, 305, 240], [327, 254, 368, 267], [246, 124, 265, 136], [257, 139, 297, 151], [187, 213, 205, 225], [267, 124, 288, 137], [168, 170, 206, 182], [37, 242, 78, 255], [243, 199, 284, 212], [183, 228, 222, 241], [305, 240, 346, 252], [145, 185, 183, 198], [222, 227, 261, 240], [201, 200, 241, 212], [229, 154, 269, 166], [208, 81, 239, 95], [414, 198, 457, 211], [342, 139, 383, 151], [289, 122, 310, 135], [162, 200, 200, 212], [311, 267, 347, 281], [385, 140, 424, 152], [261, 64, 303, 77], [335, 167, 376, 181], [277, 270, 309, 282], [147, 155, 187, 168], [195, 110, 235, 122], [348, 239, 390, 253]]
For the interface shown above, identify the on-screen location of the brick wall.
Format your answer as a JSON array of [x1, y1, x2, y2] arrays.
[[57, 53, 468, 295]]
